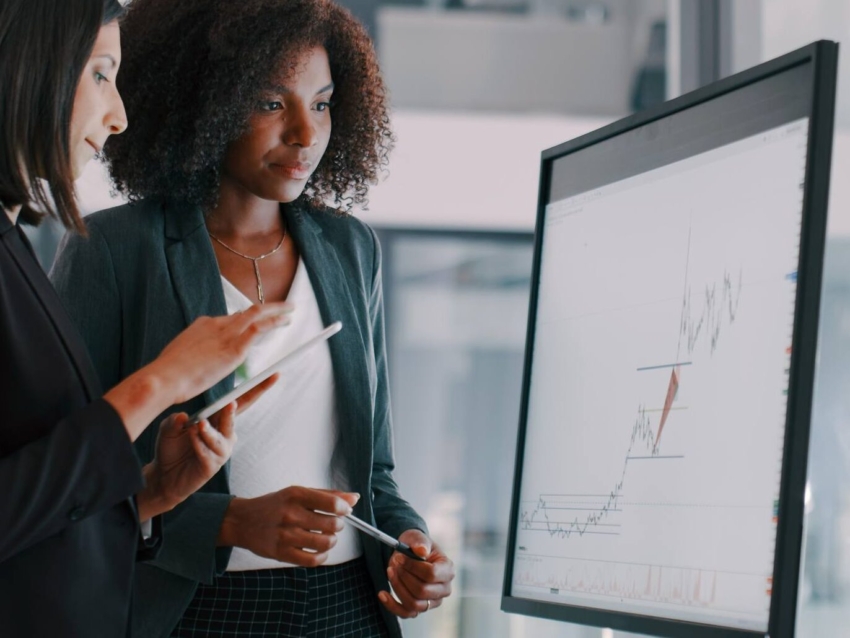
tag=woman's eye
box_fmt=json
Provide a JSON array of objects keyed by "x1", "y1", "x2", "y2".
[
  {"x1": 315, "y1": 101, "x2": 332, "y2": 112},
  {"x1": 94, "y1": 71, "x2": 109, "y2": 85},
  {"x1": 259, "y1": 101, "x2": 283, "y2": 112}
]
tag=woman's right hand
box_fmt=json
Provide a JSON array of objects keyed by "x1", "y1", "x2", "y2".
[
  {"x1": 104, "y1": 302, "x2": 293, "y2": 440},
  {"x1": 218, "y1": 487, "x2": 359, "y2": 566},
  {"x1": 150, "y1": 303, "x2": 294, "y2": 405}
]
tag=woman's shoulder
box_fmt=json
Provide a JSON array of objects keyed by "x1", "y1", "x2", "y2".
[
  {"x1": 304, "y1": 205, "x2": 376, "y2": 245},
  {"x1": 82, "y1": 198, "x2": 166, "y2": 240},
  {"x1": 301, "y1": 205, "x2": 379, "y2": 264}
]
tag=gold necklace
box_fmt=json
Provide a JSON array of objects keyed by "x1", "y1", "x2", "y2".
[{"x1": 208, "y1": 225, "x2": 286, "y2": 304}]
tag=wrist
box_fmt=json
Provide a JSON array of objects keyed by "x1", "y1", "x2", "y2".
[
  {"x1": 104, "y1": 367, "x2": 169, "y2": 441},
  {"x1": 138, "y1": 463, "x2": 178, "y2": 521},
  {"x1": 217, "y1": 497, "x2": 246, "y2": 547},
  {"x1": 139, "y1": 360, "x2": 182, "y2": 406}
]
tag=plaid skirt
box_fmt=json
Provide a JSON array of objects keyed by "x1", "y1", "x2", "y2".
[{"x1": 171, "y1": 557, "x2": 390, "y2": 637}]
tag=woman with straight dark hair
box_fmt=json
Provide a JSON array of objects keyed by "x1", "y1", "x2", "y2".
[{"x1": 0, "y1": 1, "x2": 292, "y2": 634}]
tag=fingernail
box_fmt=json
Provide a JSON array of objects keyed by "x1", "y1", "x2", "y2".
[
  {"x1": 379, "y1": 592, "x2": 387, "y2": 603},
  {"x1": 353, "y1": 493, "x2": 361, "y2": 503},
  {"x1": 387, "y1": 567, "x2": 395, "y2": 579}
]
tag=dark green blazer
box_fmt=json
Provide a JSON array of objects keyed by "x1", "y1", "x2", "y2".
[{"x1": 50, "y1": 198, "x2": 426, "y2": 638}]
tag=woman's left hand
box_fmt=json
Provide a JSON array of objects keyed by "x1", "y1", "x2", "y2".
[
  {"x1": 378, "y1": 529, "x2": 455, "y2": 618},
  {"x1": 138, "y1": 374, "x2": 279, "y2": 522},
  {"x1": 138, "y1": 403, "x2": 238, "y2": 522}
]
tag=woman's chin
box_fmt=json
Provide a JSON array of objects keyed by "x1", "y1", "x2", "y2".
[
  {"x1": 271, "y1": 185, "x2": 308, "y2": 205},
  {"x1": 71, "y1": 155, "x2": 93, "y2": 181}
]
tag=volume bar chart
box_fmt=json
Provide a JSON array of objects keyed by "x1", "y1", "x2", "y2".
[{"x1": 514, "y1": 554, "x2": 768, "y2": 615}]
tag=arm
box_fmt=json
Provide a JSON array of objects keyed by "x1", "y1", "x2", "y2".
[
  {"x1": 365, "y1": 228, "x2": 456, "y2": 617},
  {"x1": 366, "y1": 228, "x2": 429, "y2": 539},
  {"x1": 0, "y1": 399, "x2": 144, "y2": 565}
]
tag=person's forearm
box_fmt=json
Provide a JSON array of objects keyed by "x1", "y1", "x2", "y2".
[{"x1": 102, "y1": 362, "x2": 181, "y2": 442}]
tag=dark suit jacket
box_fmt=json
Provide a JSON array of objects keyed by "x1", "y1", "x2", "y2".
[
  {"x1": 51, "y1": 199, "x2": 427, "y2": 638},
  {"x1": 0, "y1": 212, "x2": 160, "y2": 636}
]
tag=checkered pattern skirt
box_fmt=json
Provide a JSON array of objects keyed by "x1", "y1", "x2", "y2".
[{"x1": 171, "y1": 557, "x2": 390, "y2": 637}]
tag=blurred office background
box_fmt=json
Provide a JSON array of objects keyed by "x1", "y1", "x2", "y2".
[{"x1": 27, "y1": 1, "x2": 850, "y2": 636}]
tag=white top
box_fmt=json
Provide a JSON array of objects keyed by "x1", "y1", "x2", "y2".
[{"x1": 222, "y1": 258, "x2": 361, "y2": 571}]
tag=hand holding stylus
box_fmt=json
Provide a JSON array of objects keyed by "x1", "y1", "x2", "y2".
[
  {"x1": 218, "y1": 487, "x2": 359, "y2": 566},
  {"x1": 379, "y1": 530, "x2": 455, "y2": 618}
]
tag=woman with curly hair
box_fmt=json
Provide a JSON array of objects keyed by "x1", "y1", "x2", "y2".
[{"x1": 51, "y1": 0, "x2": 455, "y2": 635}]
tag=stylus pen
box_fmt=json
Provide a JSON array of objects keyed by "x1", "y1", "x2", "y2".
[{"x1": 344, "y1": 514, "x2": 427, "y2": 562}]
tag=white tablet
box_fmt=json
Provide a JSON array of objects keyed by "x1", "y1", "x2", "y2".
[{"x1": 187, "y1": 321, "x2": 342, "y2": 425}]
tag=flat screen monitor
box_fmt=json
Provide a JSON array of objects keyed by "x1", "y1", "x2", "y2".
[{"x1": 502, "y1": 41, "x2": 838, "y2": 638}]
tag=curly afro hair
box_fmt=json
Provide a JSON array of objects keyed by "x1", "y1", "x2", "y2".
[{"x1": 105, "y1": 0, "x2": 392, "y2": 212}]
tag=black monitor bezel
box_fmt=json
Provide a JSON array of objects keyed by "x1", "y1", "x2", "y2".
[{"x1": 501, "y1": 40, "x2": 838, "y2": 638}]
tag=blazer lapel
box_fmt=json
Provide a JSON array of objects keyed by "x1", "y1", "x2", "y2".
[
  {"x1": 2, "y1": 219, "x2": 102, "y2": 400},
  {"x1": 162, "y1": 201, "x2": 233, "y2": 407},
  {"x1": 285, "y1": 207, "x2": 374, "y2": 491}
]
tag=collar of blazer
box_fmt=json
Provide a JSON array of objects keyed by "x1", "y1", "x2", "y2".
[
  {"x1": 1, "y1": 213, "x2": 103, "y2": 401},
  {"x1": 0, "y1": 206, "x2": 14, "y2": 235},
  {"x1": 160, "y1": 199, "x2": 374, "y2": 488}
]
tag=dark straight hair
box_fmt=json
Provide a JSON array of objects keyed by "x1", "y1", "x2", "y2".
[{"x1": 0, "y1": 0, "x2": 125, "y2": 231}]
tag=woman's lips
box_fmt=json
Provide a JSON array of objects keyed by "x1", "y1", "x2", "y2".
[
  {"x1": 86, "y1": 140, "x2": 101, "y2": 154},
  {"x1": 270, "y1": 162, "x2": 312, "y2": 180}
]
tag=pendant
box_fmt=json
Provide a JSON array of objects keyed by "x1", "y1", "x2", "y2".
[{"x1": 252, "y1": 259, "x2": 264, "y2": 304}]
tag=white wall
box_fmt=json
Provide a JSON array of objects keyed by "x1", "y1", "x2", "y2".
[
  {"x1": 359, "y1": 110, "x2": 609, "y2": 230},
  {"x1": 378, "y1": 8, "x2": 634, "y2": 115}
]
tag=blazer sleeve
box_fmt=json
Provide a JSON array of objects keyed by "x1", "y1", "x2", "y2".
[
  {"x1": 0, "y1": 398, "x2": 145, "y2": 565},
  {"x1": 51, "y1": 222, "x2": 231, "y2": 583},
  {"x1": 366, "y1": 228, "x2": 429, "y2": 539}
]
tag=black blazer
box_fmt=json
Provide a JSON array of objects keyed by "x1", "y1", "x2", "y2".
[{"x1": 0, "y1": 212, "x2": 158, "y2": 636}]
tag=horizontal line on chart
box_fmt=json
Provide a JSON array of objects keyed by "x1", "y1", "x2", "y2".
[
  {"x1": 526, "y1": 501, "x2": 769, "y2": 510},
  {"x1": 515, "y1": 554, "x2": 767, "y2": 576},
  {"x1": 521, "y1": 530, "x2": 621, "y2": 536},
  {"x1": 539, "y1": 494, "x2": 624, "y2": 498},
  {"x1": 627, "y1": 455, "x2": 685, "y2": 460},
  {"x1": 636, "y1": 361, "x2": 693, "y2": 372},
  {"x1": 533, "y1": 507, "x2": 625, "y2": 512},
  {"x1": 644, "y1": 406, "x2": 689, "y2": 413},
  {"x1": 562, "y1": 502, "x2": 767, "y2": 509},
  {"x1": 520, "y1": 494, "x2": 773, "y2": 510},
  {"x1": 529, "y1": 501, "x2": 621, "y2": 506},
  {"x1": 524, "y1": 523, "x2": 622, "y2": 528}
]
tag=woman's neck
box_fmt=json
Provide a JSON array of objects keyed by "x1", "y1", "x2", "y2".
[{"x1": 205, "y1": 184, "x2": 283, "y2": 240}]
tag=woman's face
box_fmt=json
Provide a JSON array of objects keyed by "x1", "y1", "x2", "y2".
[
  {"x1": 220, "y1": 45, "x2": 334, "y2": 204},
  {"x1": 69, "y1": 21, "x2": 127, "y2": 179}
]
